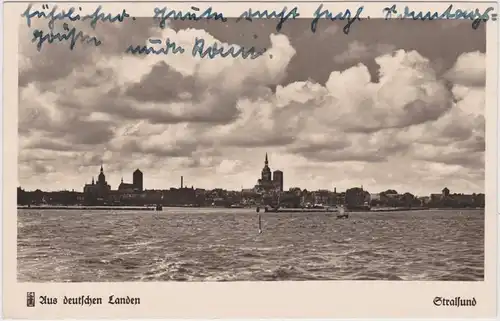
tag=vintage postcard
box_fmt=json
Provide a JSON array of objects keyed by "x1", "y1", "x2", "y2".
[{"x1": 3, "y1": 0, "x2": 498, "y2": 318}]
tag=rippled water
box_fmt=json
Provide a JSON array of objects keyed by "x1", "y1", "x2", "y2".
[{"x1": 17, "y1": 208, "x2": 484, "y2": 282}]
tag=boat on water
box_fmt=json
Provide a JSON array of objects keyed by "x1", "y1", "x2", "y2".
[{"x1": 337, "y1": 205, "x2": 349, "y2": 219}]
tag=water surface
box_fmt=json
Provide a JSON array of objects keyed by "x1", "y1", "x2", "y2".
[{"x1": 17, "y1": 208, "x2": 484, "y2": 282}]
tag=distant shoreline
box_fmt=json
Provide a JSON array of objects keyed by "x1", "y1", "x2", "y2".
[{"x1": 17, "y1": 205, "x2": 484, "y2": 212}]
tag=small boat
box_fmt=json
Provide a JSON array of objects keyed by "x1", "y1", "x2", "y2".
[{"x1": 337, "y1": 205, "x2": 349, "y2": 219}]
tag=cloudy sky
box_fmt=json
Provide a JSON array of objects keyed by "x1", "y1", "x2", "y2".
[{"x1": 18, "y1": 17, "x2": 486, "y2": 195}]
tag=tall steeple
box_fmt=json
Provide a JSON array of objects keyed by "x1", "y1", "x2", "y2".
[
  {"x1": 98, "y1": 163, "x2": 106, "y2": 184},
  {"x1": 261, "y1": 152, "x2": 271, "y2": 181}
]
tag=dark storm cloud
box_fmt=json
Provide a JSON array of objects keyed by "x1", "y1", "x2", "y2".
[
  {"x1": 223, "y1": 135, "x2": 296, "y2": 148},
  {"x1": 117, "y1": 140, "x2": 200, "y2": 158},
  {"x1": 125, "y1": 61, "x2": 199, "y2": 103},
  {"x1": 289, "y1": 140, "x2": 351, "y2": 155},
  {"x1": 19, "y1": 96, "x2": 116, "y2": 145},
  {"x1": 66, "y1": 121, "x2": 115, "y2": 145},
  {"x1": 55, "y1": 118, "x2": 115, "y2": 145},
  {"x1": 31, "y1": 162, "x2": 53, "y2": 174},
  {"x1": 105, "y1": 95, "x2": 240, "y2": 125},
  {"x1": 340, "y1": 99, "x2": 453, "y2": 135}
]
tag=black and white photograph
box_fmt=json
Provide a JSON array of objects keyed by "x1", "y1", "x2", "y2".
[{"x1": 17, "y1": 11, "x2": 487, "y2": 283}]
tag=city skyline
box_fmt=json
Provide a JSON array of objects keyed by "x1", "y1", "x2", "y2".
[
  {"x1": 18, "y1": 18, "x2": 486, "y2": 195},
  {"x1": 18, "y1": 153, "x2": 484, "y2": 198}
]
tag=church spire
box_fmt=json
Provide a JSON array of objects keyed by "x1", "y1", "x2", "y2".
[
  {"x1": 100, "y1": 162, "x2": 104, "y2": 173},
  {"x1": 261, "y1": 152, "x2": 271, "y2": 182}
]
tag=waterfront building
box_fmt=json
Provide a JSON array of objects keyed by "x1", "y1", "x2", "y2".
[
  {"x1": 118, "y1": 169, "x2": 144, "y2": 193},
  {"x1": 83, "y1": 164, "x2": 111, "y2": 204},
  {"x1": 261, "y1": 153, "x2": 272, "y2": 181},
  {"x1": 118, "y1": 178, "x2": 135, "y2": 193},
  {"x1": 312, "y1": 189, "x2": 335, "y2": 206},
  {"x1": 345, "y1": 187, "x2": 370, "y2": 208},
  {"x1": 133, "y1": 169, "x2": 143, "y2": 191},
  {"x1": 273, "y1": 170, "x2": 283, "y2": 192},
  {"x1": 254, "y1": 153, "x2": 284, "y2": 194},
  {"x1": 119, "y1": 169, "x2": 144, "y2": 193}
]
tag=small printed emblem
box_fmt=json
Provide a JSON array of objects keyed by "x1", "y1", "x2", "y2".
[{"x1": 26, "y1": 292, "x2": 35, "y2": 307}]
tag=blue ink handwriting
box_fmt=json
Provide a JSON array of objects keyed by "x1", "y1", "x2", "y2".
[
  {"x1": 82, "y1": 5, "x2": 130, "y2": 29},
  {"x1": 22, "y1": 4, "x2": 82, "y2": 29},
  {"x1": 237, "y1": 6, "x2": 300, "y2": 32},
  {"x1": 21, "y1": 4, "x2": 131, "y2": 30},
  {"x1": 311, "y1": 5, "x2": 364, "y2": 34},
  {"x1": 31, "y1": 22, "x2": 101, "y2": 51},
  {"x1": 125, "y1": 38, "x2": 185, "y2": 55},
  {"x1": 192, "y1": 38, "x2": 266, "y2": 59},
  {"x1": 153, "y1": 6, "x2": 227, "y2": 29},
  {"x1": 382, "y1": 4, "x2": 495, "y2": 29},
  {"x1": 125, "y1": 37, "x2": 266, "y2": 59},
  {"x1": 26, "y1": 3, "x2": 495, "y2": 54}
]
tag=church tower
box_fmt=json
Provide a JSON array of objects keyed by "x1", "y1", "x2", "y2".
[
  {"x1": 98, "y1": 163, "x2": 106, "y2": 185},
  {"x1": 261, "y1": 153, "x2": 272, "y2": 181}
]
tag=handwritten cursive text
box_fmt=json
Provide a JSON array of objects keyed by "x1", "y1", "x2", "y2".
[
  {"x1": 82, "y1": 5, "x2": 130, "y2": 29},
  {"x1": 125, "y1": 38, "x2": 185, "y2": 55},
  {"x1": 311, "y1": 5, "x2": 364, "y2": 34},
  {"x1": 382, "y1": 4, "x2": 495, "y2": 29},
  {"x1": 237, "y1": 6, "x2": 300, "y2": 31},
  {"x1": 31, "y1": 22, "x2": 102, "y2": 51},
  {"x1": 153, "y1": 6, "x2": 226, "y2": 29},
  {"x1": 192, "y1": 38, "x2": 266, "y2": 59},
  {"x1": 21, "y1": 4, "x2": 82, "y2": 29},
  {"x1": 21, "y1": 4, "x2": 130, "y2": 30}
]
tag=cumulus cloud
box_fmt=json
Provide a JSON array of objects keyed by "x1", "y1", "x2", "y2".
[
  {"x1": 17, "y1": 18, "x2": 486, "y2": 195},
  {"x1": 445, "y1": 51, "x2": 486, "y2": 87}
]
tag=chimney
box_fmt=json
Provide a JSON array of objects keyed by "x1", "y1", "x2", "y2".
[{"x1": 181, "y1": 176, "x2": 184, "y2": 189}]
